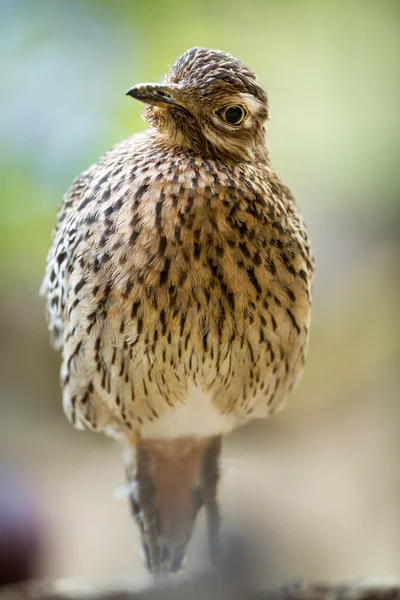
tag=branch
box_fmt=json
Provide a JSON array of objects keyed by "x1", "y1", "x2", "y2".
[{"x1": 1, "y1": 577, "x2": 399, "y2": 600}]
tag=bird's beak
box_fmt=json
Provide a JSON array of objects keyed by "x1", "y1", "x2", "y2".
[{"x1": 126, "y1": 83, "x2": 185, "y2": 109}]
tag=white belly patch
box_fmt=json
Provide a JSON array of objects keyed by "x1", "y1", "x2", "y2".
[{"x1": 140, "y1": 382, "x2": 237, "y2": 439}]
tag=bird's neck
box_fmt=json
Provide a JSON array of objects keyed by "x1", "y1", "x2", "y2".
[{"x1": 148, "y1": 126, "x2": 270, "y2": 166}]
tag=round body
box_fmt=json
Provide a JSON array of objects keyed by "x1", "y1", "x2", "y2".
[{"x1": 42, "y1": 128, "x2": 313, "y2": 441}]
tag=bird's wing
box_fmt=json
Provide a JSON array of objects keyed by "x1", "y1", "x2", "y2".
[
  {"x1": 40, "y1": 163, "x2": 99, "y2": 350},
  {"x1": 40, "y1": 136, "x2": 146, "y2": 432},
  {"x1": 40, "y1": 136, "x2": 127, "y2": 350}
]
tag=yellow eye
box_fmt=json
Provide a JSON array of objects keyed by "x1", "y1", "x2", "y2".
[{"x1": 217, "y1": 105, "x2": 246, "y2": 125}]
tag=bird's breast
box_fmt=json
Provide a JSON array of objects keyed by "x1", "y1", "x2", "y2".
[{"x1": 139, "y1": 382, "x2": 238, "y2": 439}]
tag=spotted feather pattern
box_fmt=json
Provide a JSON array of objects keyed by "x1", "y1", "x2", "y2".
[{"x1": 41, "y1": 48, "x2": 314, "y2": 440}]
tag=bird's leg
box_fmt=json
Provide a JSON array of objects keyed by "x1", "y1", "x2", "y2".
[
  {"x1": 134, "y1": 443, "x2": 162, "y2": 573},
  {"x1": 123, "y1": 442, "x2": 161, "y2": 573},
  {"x1": 123, "y1": 445, "x2": 139, "y2": 520},
  {"x1": 124, "y1": 436, "x2": 222, "y2": 574},
  {"x1": 123, "y1": 440, "x2": 146, "y2": 527},
  {"x1": 201, "y1": 435, "x2": 222, "y2": 569}
]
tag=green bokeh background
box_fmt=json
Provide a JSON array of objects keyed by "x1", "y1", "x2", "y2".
[{"x1": 1, "y1": 0, "x2": 399, "y2": 584}]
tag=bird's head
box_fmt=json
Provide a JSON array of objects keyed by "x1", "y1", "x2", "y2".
[
  {"x1": 129, "y1": 436, "x2": 221, "y2": 574},
  {"x1": 126, "y1": 47, "x2": 269, "y2": 162}
]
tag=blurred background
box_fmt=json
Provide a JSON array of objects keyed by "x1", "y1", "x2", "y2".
[{"x1": 0, "y1": 0, "x2": 399, "y2": 587}]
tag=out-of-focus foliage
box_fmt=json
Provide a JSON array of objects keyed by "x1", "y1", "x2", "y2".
[
  {"x1": 1, "y1": 0, "x2": 399, "y2": 280},
  {"x1": 0, "y1": 0, "x2": 399, "y2": 584}
]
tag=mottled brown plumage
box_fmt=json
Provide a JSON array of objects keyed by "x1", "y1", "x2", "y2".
[{"x1": 41, "y1": 47, "x2": 314, "y2": 573}]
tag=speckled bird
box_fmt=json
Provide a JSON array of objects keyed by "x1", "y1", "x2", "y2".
[{"x1": 41, "y1": 47, "x2": 314, "y2": 573}]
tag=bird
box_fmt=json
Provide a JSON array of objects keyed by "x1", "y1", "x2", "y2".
[{"x1": 41, "y1": 47, "x2": 314, "y2": 574}]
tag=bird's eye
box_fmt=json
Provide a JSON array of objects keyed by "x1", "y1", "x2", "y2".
[{"x1": 217, "y1": 105, "x2": 246, "y2": 125}]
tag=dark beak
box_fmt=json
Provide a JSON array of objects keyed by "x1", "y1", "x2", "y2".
[{"x1": 126, "y1": 83, "x2": 185, "y2": 109}]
